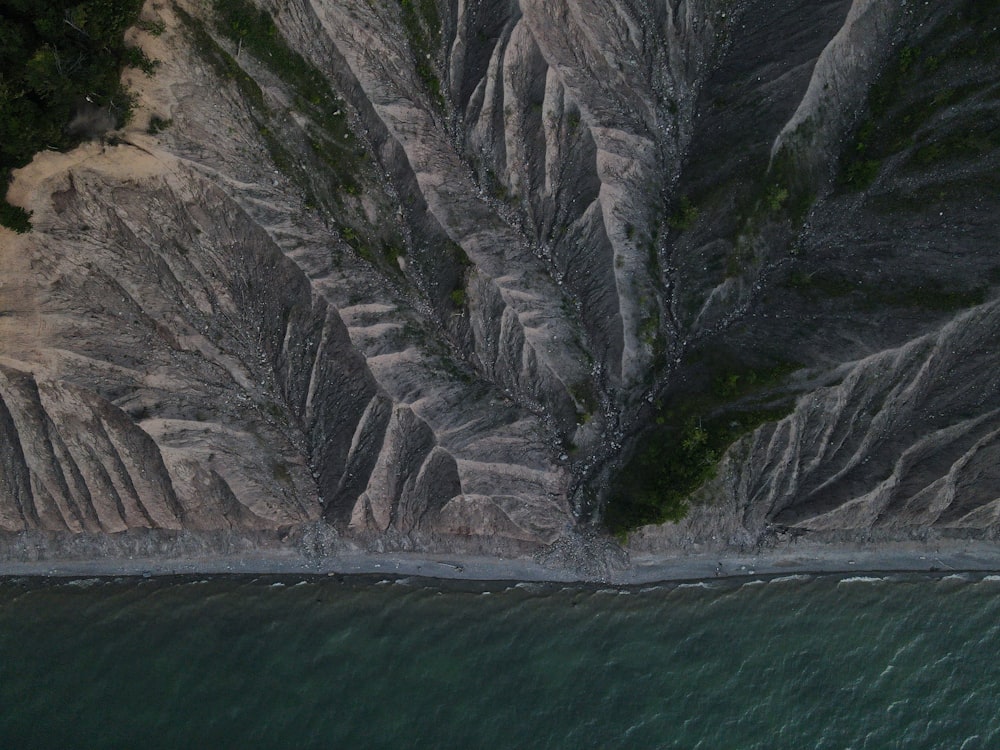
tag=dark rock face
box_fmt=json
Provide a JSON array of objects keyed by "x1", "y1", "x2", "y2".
[{"x1": 0, "y1": 0, "x2": 997, "y2": 558}]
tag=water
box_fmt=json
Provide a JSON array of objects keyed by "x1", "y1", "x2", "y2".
[{"x1": 1, "y1": 573, "x2": 999, "y2": 749}]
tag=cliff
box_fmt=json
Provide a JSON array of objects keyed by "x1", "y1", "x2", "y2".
[{"x1": 0, "y1": 0, "x2": 997, "y2": 564}]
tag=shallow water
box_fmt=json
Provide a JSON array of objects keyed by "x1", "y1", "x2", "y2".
[{"x1": 1, "y1": 573, "x2": 998, "y2": 748}]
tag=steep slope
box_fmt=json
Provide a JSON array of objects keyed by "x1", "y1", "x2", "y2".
[
  {"x1": 0, "y1": 0, "x2": 574, "y2": 553},
  {"x1": 625, "y1": 0, "x2": 1000, "y2": 549},
  {"x1": 0, "y1": 0, "x2": 997, "y2": 562}
]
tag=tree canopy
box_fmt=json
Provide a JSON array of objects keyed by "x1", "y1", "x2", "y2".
[{"x1": 0, "y1": 0, "x2": 148, "y2": 231}]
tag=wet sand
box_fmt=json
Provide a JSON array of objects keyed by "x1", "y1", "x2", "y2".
[{"x1": 2, "y1": 539, "x2": 999, "y2": 585}]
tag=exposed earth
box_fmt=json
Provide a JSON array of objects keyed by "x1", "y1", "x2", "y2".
[{"x1": 1, "y1": 0, "x2": 998, "y2": 574}]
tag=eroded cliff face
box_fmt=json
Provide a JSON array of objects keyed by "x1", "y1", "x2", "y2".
[{"x1": 0, "y1": 0, "x2": 997, "y2": 560}]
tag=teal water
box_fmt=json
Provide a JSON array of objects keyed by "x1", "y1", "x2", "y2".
[{"x1": 1, "y1": 573, "x2": 998, "y2": 749}]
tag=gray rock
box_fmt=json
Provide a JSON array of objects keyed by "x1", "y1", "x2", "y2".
[{"x1": 0, "y1": 0, "x2": 997, "y2": 563}]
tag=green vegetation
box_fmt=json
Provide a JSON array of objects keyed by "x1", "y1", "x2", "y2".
[
  {"x1": 147, "y1": 115, "x2": 171, "y2": 134},
  {"x1": 764, "y1": 142, "x2": 816, "y2": 224},
  {"x1": 604, "y1": 419, "x2": 713, "y2": 533},
  {"x1": 866, "y1": 281, "x2": 987, "y2": 312},
  {"x1": 397, "y1": 0, "x2": 444, "y2": 108},
  {"x1": 840, "y1": 0, "x2": 1000, "y2": 190},
  {"x1": 839, "y1": 64, "x2": 972, "y2": 190},
  {"x1": 0, "y1": 0, "x2": 151, "y2": 231},
  {"x1": 667, "y1": 195, "x2": 699, "y2": 230},
  {"x1": 710, "y1": 361, "x2": 800, "y2": 401},
  {"x1": 869, "y1": 172, "x2": 1000, "y2": 215},
  {"x1": 785, "y1": 270, "x2": 986, "y2": 313},
  {"x1": 175, "y1": 0, "x2": 379, "y2": 249},
  {"x1": 638, "y1": 315, "x2": 659, "y2": 346},
  {"x1": 447, "y1": 242, "x2": 471, "y2": 306},
  {"x1": 709, "y1": 127, "x2": 817, "y2": 278},
  {"x1": 481, "y1": 166, "x2": 520, "y2": 204},
  {"x1": 214, "y1": 0, "x2": 342, "y2": 118},
  {"x1": 209, "y1": 0, "x2": 361, "y2": 195},
  {"x1": 637, "y1": 307, "x2": 666, "y2": 364},
  {"x1": 338, "y1": 223, "x2": 387, "y2": 267},
  {"x1": 271, "y1": 461, "x2": 292, "y2": 487},
  {"x1": 605, "y1": 359, "x2": 798, "y2": 536},
  {"x1": 124, "y1": 44, "x2": 158, "y2": 75},
  {"x1": 0, "y1": 201, "x2": 32, "y2": 233},
  {"x1": 569, "y1": 380, "x2": 599, "y2": 423},
  {"x1": 764, "y1": 183, "x2": 789, "y2": 212},
  {"x1": 910, "y1": 112, "x2": 1000, "y2": 168},
  {"x1": 783, "y1": 270, "x2": 854, "y2": 298},
  {"x1": 176, "y1": 5, "x2": 296, "y2": 183},
  {"x1": 449, "y1": 240, "x2": 472, "y2": 267},
  {"x1": 136, "y1": 17, "x2": 165, "y2": 36},
  {"x1": 382, "y1": 241, "x2": 405, "y2": 266},
  {"x1": 177, "y1": 6, "x2": 264, "y2": 106}
]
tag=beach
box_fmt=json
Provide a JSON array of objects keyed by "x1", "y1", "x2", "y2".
[
  {"x1": 3, "y1": 537, "x2": 999, "y2": 585},
  {"x1": 4, "y1": 538, "x2": 1000, "y2": 748}
]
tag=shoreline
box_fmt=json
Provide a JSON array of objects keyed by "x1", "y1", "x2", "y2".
[{"x1": 2, "y1": 539, "x2": 999, "y2": 587}]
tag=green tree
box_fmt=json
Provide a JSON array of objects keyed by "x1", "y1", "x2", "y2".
[{"x1": 0, "y1": 0, "x2": 147, "y2": 232}]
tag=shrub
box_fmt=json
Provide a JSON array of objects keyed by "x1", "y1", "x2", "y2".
[
  {"x1": 147, "y1": 116, "x2": 172, "y2": 134},
  {"x1": 605, "y1": 359, "x2": 799, "y2": 535},
  {"x1": 208, "y1": 0, "x2": 362, "y2": 194},
  {"x1": 0, "y1": 0, "x2": 148, "y2": 232},
  {"x1": 0, "y1": 200, "x2": 32, "y2": 233},
  {"x1": 397, "y1": 0, "x2": 445, "y2": 108},
  {"x1": 668, "y1": 195, "x2": 699, "y2": 230}
]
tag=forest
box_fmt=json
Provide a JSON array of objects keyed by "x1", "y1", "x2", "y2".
[{"x1": 0, "y1": 0, "x2": 149, "y2": 231}]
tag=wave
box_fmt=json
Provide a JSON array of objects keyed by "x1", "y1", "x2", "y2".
[
  {"x1": 837, "y1": 576, "x2": 887, "y2": 585},
  {"x1": 676, "y1": 582, "x2": 716, "y2": 590},
  {"x1": 939, "y1": 573, "x2": 971, "y2": 584},
  {"x1": 514, "y1": 582, "x2": 547, "y2": 594},
  {"x1": 769, "y1": 575, "x2": 812, "y2": 585},
  {"x1": 63, "y1": 578, "x2": 102, "y2": 588}
]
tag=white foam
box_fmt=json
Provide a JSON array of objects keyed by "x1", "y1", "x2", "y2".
[
  {"x1": 270, "y1": 582, "x2": 286, "y2": 588},
  {"x1": 514, "y1": 582, "x2": 546, "y2": 594},
  {"x1": 838, "y1": 576, "x2": 885, "y2": 585},
  {"x1": 769, "y1": 574, "x2": 811, "y2": 584},
  {"x1": 940, "y1": 573, "x2": 969, "y2": 583},
  {"x1": 65, "y1": 578, "x2": 101, "y2": 588}
]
